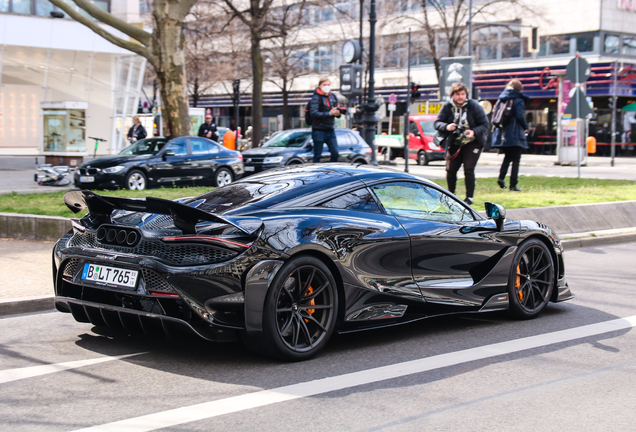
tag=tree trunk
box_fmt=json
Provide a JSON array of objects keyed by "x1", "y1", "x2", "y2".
[
  {"x1": 152, "y1": 15, "x2": 191, "y2": 138},
  {"x1": 282, "y1": 77, "x2": 291, "y2": 130},
  {"x1": 192, "y1": 77, "x2": 199, "y2": 107},
  {"x1": 251, "y1": 36, "x2": 264, "y2": 146}
]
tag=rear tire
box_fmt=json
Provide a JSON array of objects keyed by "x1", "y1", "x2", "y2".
[
  {"x1": 213, "y1": 167, "x2": 233, "y2": 187},
  {"x1": 508, "y1": 239, "x2": 555, "y2": 319},
  {"x1": 243, "y1": 256, "x2": 338, "y2": 361}
]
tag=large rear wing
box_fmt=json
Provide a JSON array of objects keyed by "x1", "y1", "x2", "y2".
[{"x1": 63, "y1": 190, "x2": 261, "y2": 235}]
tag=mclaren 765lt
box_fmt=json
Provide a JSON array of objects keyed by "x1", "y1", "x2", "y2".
[{"x1": 53, "y1": 164, "x2": 572, "y2": 360}]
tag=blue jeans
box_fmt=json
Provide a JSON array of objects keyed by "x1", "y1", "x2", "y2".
[{"x1": 312, "y1": 130, "x2": 339, "y2": 163}]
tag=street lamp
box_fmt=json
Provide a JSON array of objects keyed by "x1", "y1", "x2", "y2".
[{"x1": 361, "y1": 0, "x2": 378, "y2": 165}]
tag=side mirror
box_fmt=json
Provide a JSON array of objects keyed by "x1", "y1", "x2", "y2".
[
  {"x1": 485, "y1": 202, "x2": 506, "y2": 232},
  {"x1": 162, "y1": 149, "x2": 175, "y2": 160},
  {"x1": 306, "y1": 143, "x2": 313, "y2": 151}
]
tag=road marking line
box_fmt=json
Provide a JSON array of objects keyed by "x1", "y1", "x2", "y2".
[
  {"x1": 0, "y1": 354, "x2": 141, "y2": 385},
  {"x1": 73, "y1": 315, "x2": 636, "y2": 432}
]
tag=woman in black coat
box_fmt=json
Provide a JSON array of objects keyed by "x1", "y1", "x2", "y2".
[{"x1": 491, "y1": 79, "x2": 529, "y2": 191}]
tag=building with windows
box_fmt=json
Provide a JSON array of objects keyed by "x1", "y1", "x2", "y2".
[
  {"x1": 0, "y1": 0, "x2": 145, "y2": 162},
  {"x1": 196, "y1": 0, "x2": 636, "y2": 152}
]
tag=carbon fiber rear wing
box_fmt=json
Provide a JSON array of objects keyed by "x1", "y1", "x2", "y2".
[{"x1": 63, "y1": 190, "x2": 261, "y2": 235}]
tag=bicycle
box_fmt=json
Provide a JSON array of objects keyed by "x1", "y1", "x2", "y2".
[{"x1": 34, "y1": 164, "x2": 74, "y2": 187}]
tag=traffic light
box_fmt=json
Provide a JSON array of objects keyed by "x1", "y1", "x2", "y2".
[
  {"x1": 232, "y1": 79, "x2": 240, "y2": 105},
  {"x1": 410, "y1": 82, "x2": 421, "y2": 102},
  {"x1": 528, "y1": 27, "x2": 539, "y2": 53}
]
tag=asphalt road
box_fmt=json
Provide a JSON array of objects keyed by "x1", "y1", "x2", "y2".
[{"x1": 1, "y1": 242, "x2": 636, "y2": 431}]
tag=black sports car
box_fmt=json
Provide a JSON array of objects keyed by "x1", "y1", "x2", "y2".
[
  {"x1": 74, "y1": 137, "x2": 244, "y2": 190},
  {"x1": 53, "y1": 164, "x2": 572, "y2": 360}
]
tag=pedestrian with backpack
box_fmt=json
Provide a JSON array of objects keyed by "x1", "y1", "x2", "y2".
[
  {"x1": 491, "y1": 79, "x2": 529, "y2": 192},
  {"x1": 434, "y1": 82, "x2": 489, "y2": 206},
  {"x1": 308, "y1": 77, "x2": 342, "y2": 163}
]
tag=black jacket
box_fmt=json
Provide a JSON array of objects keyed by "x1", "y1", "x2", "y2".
[
  {"x1": 491, "y1": 88, "x2": 529, "y2": 149},
  {"x1": 434, "y1": 99, "x2": 489, "y2": 148},
  {"x1": 309, "y1": 89, "x2": 339, "y2": 131},
  {"x1": 127, "y1": 124, "x2": 147, "y2": 141},
  {"x1": 198, "y1": 122, "x2": 219, "y2": 141}
]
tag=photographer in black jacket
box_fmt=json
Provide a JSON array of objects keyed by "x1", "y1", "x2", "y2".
[
  {"x1": 434, "y1": 82, "x2": 489, "y2": 205},
  {"x1": 309, "y1": 77, "x2": 342, "y2": 163},
  {"x1": 198, "y1": 114, "x2": 219, "y2": 141}
]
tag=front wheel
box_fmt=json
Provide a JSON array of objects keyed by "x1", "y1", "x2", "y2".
[
  {"x1": 249, "y1": 256, "x2": 339, "y2": 361},
  {"x1": 126, "y1": 170, "x2": 147, "y2": 190},
  {"x1": 508, "y1": 239, "x2": 555, "y2": 319},
  {"x1": 417, "y1": 151, "x2": 429, "y2": 166},
  {"x1": 213, "y1": 167, "x2": 233, "y2": 187}
]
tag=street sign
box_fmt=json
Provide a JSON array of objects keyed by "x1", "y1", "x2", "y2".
[
  {"x1": 563, "y1": 87, "x2": 594, "y2": 119},
  {"x1": 388, "y1": 93, "x2": 397, "y2": 104},
  {"x1": 387, "y1": 104, "x2": 396, "y2": 111},
  {"x1": 439, "y1": 56, "x2": 472, "y2": 101},
  {"x1": 566, "y1": 57, "x2": 591, "y2": 84},
  {"x1": 339, "y1": 64, "x2": 363, "y2": 97}
]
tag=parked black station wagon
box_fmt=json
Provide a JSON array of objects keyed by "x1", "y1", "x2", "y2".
[
  {"x1": 242, "y1": 128, "x2": 371, "y2": 174},
  {"x1": 74, "y1": 137, "x2": 244, "y2": 190}
]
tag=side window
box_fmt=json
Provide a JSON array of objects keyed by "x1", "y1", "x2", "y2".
[
  {"x1": 208, "y1": 142, "x2": 221, "y2": 154},
  {"x1": 190, "y1": 139, "x2": 210, "y2": 155},
  {"x1": 371, "y1": 182, "x2": 474, "y2": 222},
  {"x1": 336, "y1": 130, "x2": 353, "y2": 147},
  {"x1": 319, "y1": 188, "x2": 382, "y2": 213},
  {"x1": 166, "y1": 140, "x2": 188, "y2": 156},
  {"x1": 410, "y1": 122, "x2": 420, "y2": 136}
]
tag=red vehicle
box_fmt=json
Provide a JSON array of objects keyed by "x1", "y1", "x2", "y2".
[{"x1": 383, "y1": 114, "x2": 445, "y2": 165}]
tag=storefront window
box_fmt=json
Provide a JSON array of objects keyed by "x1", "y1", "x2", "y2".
[
  {"x1": 622, "y1": 36, "x2": 636, "y2": 56},
  {"x1": 576, "y1": 33, "x2": 595, "y2": 53},
  {"x1": 36, "y1": 0, "x2": 55, "y2": 16},
  {"x1": 549, "y1": 36, "x2": 570, "y2": 55},
  {"x1": 0, "y1": 0, "x2": 9, "y2": 12},
  {"x1": 43, "y1": 108, "x2": 86, "y2": 153},
  {"x1": 604, "y1": 34, "x2": 620, "y2": 54}
]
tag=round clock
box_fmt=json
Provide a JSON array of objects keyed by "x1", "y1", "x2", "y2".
[{"x1": 342, "y1": 40, "x2": 361, "y2": 64}]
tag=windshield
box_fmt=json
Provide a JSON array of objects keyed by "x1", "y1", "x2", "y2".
[
  {"x1": 419, "y1": 121, "x2": 436, "y2": 135},
  {"x1": 119, "y1": 139, "x2": 166, "y2": 155},
  {"x1": 263, "y1": 130, "x2": 311, "y2": 148}
]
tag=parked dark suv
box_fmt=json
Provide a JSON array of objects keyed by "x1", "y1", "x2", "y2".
[
  {"x1": 74, "y1": 137, "x2": 244, "y2": 190},
  {"x1": 242, "y1": 128, "x2": 371, "y2": 174}
]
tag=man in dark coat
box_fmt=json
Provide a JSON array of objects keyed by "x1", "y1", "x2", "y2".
[
  {"x1": 492, "y1": 79, "x2": 529, "y2": 191},
  {"x1": 434, "y1": 82, "x2": 489, "y2": 205},
  {"x1": 198, "y1": 114, "x2": 219, "y2": 141},
  {"x1": 309, "y1": 77, "x2": 342, "y2": 163}
]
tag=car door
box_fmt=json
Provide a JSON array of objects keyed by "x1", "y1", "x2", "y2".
[
  {"x1": 187, "y1": 138, "x2": 221, "y2": 184},
  {"x1": 335, "y1": 130, "x2": 354, "y2": 162},
  {"x1": 150, "y1": 138, "x2": 191, "y2": 185},
  {"x1": 369, "y1": 181, "x2": 518, "y2": 309}
]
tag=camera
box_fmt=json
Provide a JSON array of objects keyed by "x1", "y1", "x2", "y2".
[
  {"x1": 452, "y1": 125, "x2": 465, "y2": 137},
  {"x1": 337, "y1": 107, "x2": 347, "y2": 114}
]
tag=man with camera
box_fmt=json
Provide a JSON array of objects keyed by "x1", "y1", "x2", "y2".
[
  {"x1": 198, "y1": 114, "x2": 219, "y2": 141},
  {"x1": 434, "y1": 82, "x2": 489, "y2": 205},
  {"x1": 309, "y1": 77, "x2": 344, "y2": 163}
]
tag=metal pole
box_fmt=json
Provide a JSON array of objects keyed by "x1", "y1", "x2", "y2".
[
  {"x1": 611, "y1": 60, "x2": 617, "y2": 167},
  {"x1": 575, "y1": 55, "x2": 581, "y2": 178},
  {"x1": 404, "y1": 30, "x2": 411, "y2": 173},
  {"x1": 468, "y1": 0, "x2": 473, "y2": 57},
  {"x1": 359, "y1": 0, "x2": 364, "y2": 66},
  {"x1": 362, "y1": 0, "x2": 378, "y2": 165},
  {"x1": 358, "y1": 0, "x2": 365, "y2": 140}
]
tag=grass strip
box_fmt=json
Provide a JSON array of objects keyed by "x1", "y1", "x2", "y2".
[{"x1": 0, "y1": 176, "x2": 634, "y2": 217}]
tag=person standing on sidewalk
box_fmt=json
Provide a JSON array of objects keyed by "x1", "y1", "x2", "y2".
[
  {"x1": 434, "y1": 82, "x2": 489, "y2": 205},
  {"x1": 309, "y1": 77, "x2": 342, "y2": 163},
  {"x1": 492, "y1": 79, "x2": 529, "y2": 192},
  {"x1": 198, "y1": 114, "x2": 219, "y2": 141}
]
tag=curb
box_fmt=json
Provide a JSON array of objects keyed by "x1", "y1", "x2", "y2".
[
  {"x1": 3, "y1": 233, "x2": 635, "y2": 318},
  {"x1": 0, "y1": 296, "x2": 54, "y2": 317}
]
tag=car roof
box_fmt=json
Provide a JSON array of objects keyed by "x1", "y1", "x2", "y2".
[{"x1": 192, "y1": 164, "x2": 444, "y2": 215}]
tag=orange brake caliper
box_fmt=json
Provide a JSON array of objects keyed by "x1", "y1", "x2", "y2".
[
  {"x1": 304, "y1": 286, "x2": 316, "y2": 322},
  {"x1": 516, "y1": 265, "x2": 523, "y2": 301}
]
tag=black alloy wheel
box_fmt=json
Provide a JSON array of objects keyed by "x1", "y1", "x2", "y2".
[
  {"x1": 508, "y1": 239, "x2": 555, "y2": 319},
  {"x1": 259, "y1": 256, "x2": 338, "y2": 361}
]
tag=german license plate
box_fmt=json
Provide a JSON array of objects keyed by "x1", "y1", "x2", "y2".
[
  {"x1": 80, "y1": 176, "x2": 95, "y2": 182},
  {"x1": 244, "y1": 166, "x2": 255, "y2": 172},
  {"x1": 81, "y1": 263, "x2": 138, "y2": 289}
]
